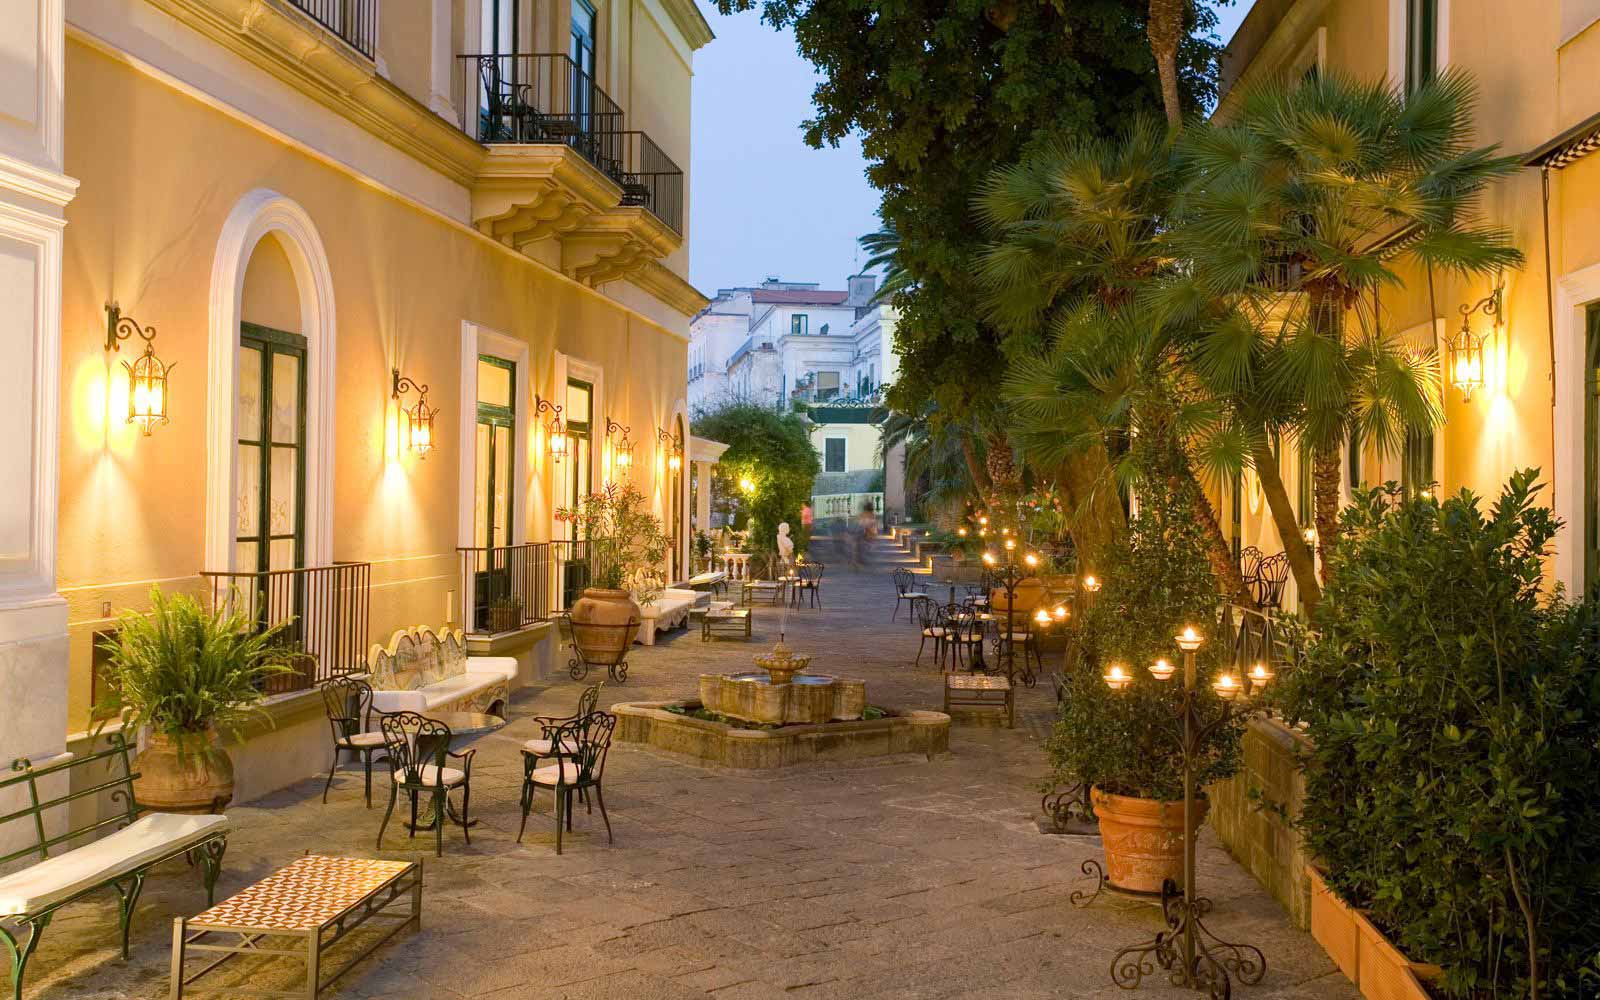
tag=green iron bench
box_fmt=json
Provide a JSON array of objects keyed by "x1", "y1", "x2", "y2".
[{"x1": 0, "y1": 733, "x2": 229, "y2": 1000}]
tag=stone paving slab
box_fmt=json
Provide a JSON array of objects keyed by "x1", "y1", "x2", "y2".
[{"x1": 20, "y1": 553, "x2": 1355, "y2": 999}]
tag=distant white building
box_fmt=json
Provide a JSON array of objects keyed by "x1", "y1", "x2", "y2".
[{"x1": 689, "y1": 275, "x2": 907, "y2": 527}]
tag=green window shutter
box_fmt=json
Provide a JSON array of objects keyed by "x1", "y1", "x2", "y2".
[{"x1": 1585, "y1": 306, "x2": 1600, "y2": 591}]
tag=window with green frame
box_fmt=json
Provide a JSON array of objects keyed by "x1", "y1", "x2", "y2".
[
  {"x1": 1347, "y1": 430, "x2": 1362, "y2": 493},
  {"x1": 473, "y1": 356, "x2": 516, "y2": 631},
  {"x1": 1297, "y1": 436, "x2": 1313, "y2": 528},
  {"x1": 235, "y1": 323, "x2": 307, "y2": 577},
  {"x1": 1584, "y1": 305, "x2": 1600, "y2": 590},
  {"x1": 1406, "y1": 0, "x2": 1438, "y2": 94},
  {"x1": 1402, "y1": 426, "x2": 1435, "y2": 497}
]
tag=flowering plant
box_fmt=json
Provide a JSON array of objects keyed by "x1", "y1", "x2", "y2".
[{"x1": 555, "y1": 482, "x2": 671, "y2": 603}]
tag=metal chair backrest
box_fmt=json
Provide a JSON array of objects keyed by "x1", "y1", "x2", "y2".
[
  {"x1": 320, "y1": 675, "x2": 374, "y2": 742},
  {"x1": 1255, "y1": 553, "x2": 1289, "y2": 608},
  {"x1": 799, "y1": 561, "x2": 824, "y2": 585},
  {"x1": 576, "y1": 681, "x2": 604, "y2": 719},
  {"x1": 941, "y1": 602, "x2": 976, "y2": 639},
  {"x1": 553, "y1": 711, "x2": 617, "y2": 786},
  {"x1": 914, "y1": 597, "x2": 942, "y2": 630},
  {"x1": 380, "y1": 711, "x2": 452, "y2": 786},
  {"x1": 893, "y1": 567, "x2": 915, "y2": 596},
  {"x1": 1239, "y1": 546, "x2": 1263, "y2": 583}
]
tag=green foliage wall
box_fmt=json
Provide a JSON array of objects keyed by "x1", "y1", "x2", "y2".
[{"x1": 693, "y1": 402, "x2": 822, "y2": 553}]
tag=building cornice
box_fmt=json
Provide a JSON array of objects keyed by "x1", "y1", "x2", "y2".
[
  {"x1": 658, "y1": 0, "x2": 716, "y2": 51},
  {"x1": 632, "y1": 260, "x2": 712, "y2": 317},
  {"x1": 141, "y1": 0, "x2": 485, "y2": 186}
]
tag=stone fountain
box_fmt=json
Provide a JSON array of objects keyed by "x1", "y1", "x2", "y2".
[{"x1": 698, "y1": 639, "x2": 867, "y2": 725}]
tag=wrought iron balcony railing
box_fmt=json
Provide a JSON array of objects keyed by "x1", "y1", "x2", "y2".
[
  {"x1": 456, "y1": 539, "x2": 593, "y2": 636},
  {"x1": 457, "y1": 54, "x2": 625, "y2": 177},
  {"x1": 286, "y1": 0, "x2": 377, "y2": 59},
  {"x1": 608, "y1": 130, "x2": 684, "y2": 235},
  {"x1": 202, "y1": 561, "x2": 373, "y2": 691}
]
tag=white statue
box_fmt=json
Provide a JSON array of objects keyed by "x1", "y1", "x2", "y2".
[{"x1": 776, "y1": 522, "x2": 794, "y2": 565}]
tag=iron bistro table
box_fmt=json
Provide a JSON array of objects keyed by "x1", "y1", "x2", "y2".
[{"x1": 170, "y1": 854, "x2": 421, "y2": 999}]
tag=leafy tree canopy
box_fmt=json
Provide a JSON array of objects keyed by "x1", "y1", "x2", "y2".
[
  {"x1": 693, "y1": 402, "x2": 822, "y2": 552},
  {"x1": 714, "y1": 0, "x2": 1230, "y2": 430}
]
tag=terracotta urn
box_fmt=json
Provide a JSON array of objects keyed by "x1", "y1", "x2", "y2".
[
  {"x1": 570, "y1": 587, "x2": 642, "y2": 653},
  {"x1": 134, "y1": 729, "x2": 234, "y2": 814},
  {"x1": 990, "y1": 576, "x2": 1047, "y2": 616},
  {"x1": 1091, "y1": 786, "x2": 1207, "y2": 894}
]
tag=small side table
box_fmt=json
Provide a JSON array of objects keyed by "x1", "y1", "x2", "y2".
[
  {"x1": 943, "y1": 672, "x2": 1014, "y2": 729},
  {"x1": 701, "y1": 607, "x2": 753, "y2": 642},
  {"x1": 171, "y1": 854, "x2": 420, "y2": 998}
]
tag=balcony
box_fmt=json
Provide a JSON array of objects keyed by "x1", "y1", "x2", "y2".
[
  {"x1": 456, "y1": 540, "x2": 592, "y2": 636},
  {"x1": 201, "y1": 561, "x2": 373, "y2": 692},
  {"x1": 285, "y1": 0, "x2": 377, "y2": 59},
  {"x1": 456, "y1": 53, "x2": 685, "y2": 277}
]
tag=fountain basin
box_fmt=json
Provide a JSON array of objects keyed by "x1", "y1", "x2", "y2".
[
  {"x1": 698, "y1": 672, "x2": 867, "y2": 725},
  {"x1": 613, "y1": 700, "x2": 950, "y2": 769}
]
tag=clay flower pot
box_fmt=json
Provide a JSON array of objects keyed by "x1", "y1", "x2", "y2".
[
  {"x1": 133, "y1": 728, "x2": 234, "y2": 814},
  {"x1": 1091, "y1": 786, "x2": 1207, "y2": 894},
  {"x1": 571, "y1": 587, "x2": 642, "y2": 652}
]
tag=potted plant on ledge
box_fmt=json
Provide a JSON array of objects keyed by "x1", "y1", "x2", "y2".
[
  {"x1": 94, "y1": 586, "x2": 290, "y2": 814},
  {"x1": 1046, "y1": 472, "x2": 1242, "y2": 893},
  {"x1": 557, "y1": 481, "x2": 671, "y2": 654}
]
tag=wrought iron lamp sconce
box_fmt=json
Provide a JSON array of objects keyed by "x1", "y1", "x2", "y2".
[
  {"x1": 537, "y1": 395, "x2": 566, "y2": 462},
  {"x1": 391, "y1": 369, "x2": 435, "y2": 457},
  {"x1": 605, "y1": 417, "x2": 633, "y2": 474},
  {"x1": 657, "y1": 427, "x2": 682, "y2": 472},
  {"x1": 1451, "y1": 279, "x2": 1503, "y2": 402},
  {"x1": 105, "y1": 303, "x2": 172, "y2": 436}
]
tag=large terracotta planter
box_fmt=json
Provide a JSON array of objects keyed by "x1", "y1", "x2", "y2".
[
  {"x1": 571, "y1": 587, "x2": 642, "y2": 651},
  {"x1": 1307, "y1": 865, "x2": 1361, "y2": 983},
  {"x1": 1091, "y1": 786, "x2": 1207, "y2": 894},
  {"x1": 133, "y1": 729, "x2": 233, "y2": 814},
  {"x1": 990, "y1": 576, "x2": 1047, "y2": 616}
]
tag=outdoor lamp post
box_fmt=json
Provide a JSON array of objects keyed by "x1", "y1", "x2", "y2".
[
  {"x1": 1094, "y1": 624, "x2": 1268, "y2": 1000},
  {"x1": 980, "y1": 542, "x2": 1039, "y2": 687},
  {"x1": 105, "y1": 303, "x2": 172, "y2": 435}
]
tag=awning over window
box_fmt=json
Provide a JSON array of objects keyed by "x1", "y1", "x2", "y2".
[{"x1": 1524, "y1": 108, "x2": 1600, "y2": 170}]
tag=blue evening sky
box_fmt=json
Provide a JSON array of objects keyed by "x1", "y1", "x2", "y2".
[{"x1": 688, "y1": 0, "x2": 1257, "y2": 295}]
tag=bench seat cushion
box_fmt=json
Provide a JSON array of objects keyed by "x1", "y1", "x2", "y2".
[
  {"x1": 0, "y1": 812, "x2": 228, "y2": 916},
  {"x1": 465, "y1": 656, "x2": 517, "y2": 683}
]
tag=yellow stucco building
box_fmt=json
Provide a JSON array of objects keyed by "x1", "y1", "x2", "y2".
[
  {"x1": 0, "y1": 0, "x2": 712, "y2": 804},
  {"x1": 1219, "y1": 0, "x2": 1600, "y2": 607}
]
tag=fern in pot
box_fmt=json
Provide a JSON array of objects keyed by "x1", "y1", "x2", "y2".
[{"x1": 94, "y1": 586, "x2": 290, "y2": 813}]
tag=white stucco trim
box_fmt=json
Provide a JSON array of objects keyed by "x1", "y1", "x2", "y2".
[
  {"x1": 458, "y1": 322, "x2": 532, "y2": 548},
  {"x1": 205, "y1": 189, "x2": 337, "y2": 573},
  {"x1": 1553, "y1": 263, "x2": 1600, "y2": 592},
  {"x1": 668, "y1": 399, "x2": 690, "y2": 579}
]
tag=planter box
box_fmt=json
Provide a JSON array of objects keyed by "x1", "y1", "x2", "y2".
[
  {"x1": 1307, "y1": 865, "x2": 1361, "y2": 984},
  {"x1": 1307, "y1": 866, "x2": 1439, "y2": 1000}
]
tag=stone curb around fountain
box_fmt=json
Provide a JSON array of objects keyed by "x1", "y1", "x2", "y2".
[{"x1": 613, "y1": 701, "x2": 951, "y2": 769}]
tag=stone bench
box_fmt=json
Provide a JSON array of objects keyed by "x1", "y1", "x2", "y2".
[
  {"x1": 943, "y1": 672, "x2": 1014, "y2": 728},
  {"x1": 367, "y1": 626, "x2": 515, "y2": 715},
  {"x1": 0, "y1": 734, "x2": 229, "y2": 998},
  {"x1": 638, "y1": 588, "x2": 701, "y2": 645}
]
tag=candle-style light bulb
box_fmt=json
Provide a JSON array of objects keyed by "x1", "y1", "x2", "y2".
[
  {"x1": 1082, "y1": 574, "x2": 1100, "y2": 593},
  {"x1": 957, "y1": 527, "x2": 967, "y2": 537},
  {"x1": 1176, "y1": 626, "x2": 1203, "y2": 651},
  {"x1": 1212, "y1": 673, "x2": 1240, "y2": 700},
  {"x1": 1104, "y1": 664, "x2": 1131, "y2": 691},
  {"x1": 1034, "y1": 609, "x2": 1050, "y2": 626},
  {"x1": 1004, "y1": 538, "x2": 1016, "y2": 551},
  {"x1": 1149, "y1": 658, "x2": 1176, "y2": 681},
  {"x1": 1024, "y1": 552, "x2": 1038, "y2": 568},
  {"x1": 1052, "y1": 605, "x2": 1067, "y2": 620},
  {"x1": 982, "y1": 552, "x2": 996, "y2": 566},
  {"x1": 1248, "y1": 662, "x2": 1274, "y2": 688}
]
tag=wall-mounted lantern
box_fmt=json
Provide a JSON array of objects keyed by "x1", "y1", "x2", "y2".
[
  {"x1": 1451, "y1": 280, "x2": 1502, "y2": 402},
  {"x1": 537, "y1": 394, "x2": 566, "y2": 462},
  {"x1": 605, "y1": 417, "x2": 633, "y2": 474},
  {"x1": 391, "y1": 368, "x2": 435, "y2": 457},
  {"x1": 658, "y1": 426, "x2": 682, "y2": 472},
  {"x1": 105, "y1": 303, "x2": 172, "y2": 435}
]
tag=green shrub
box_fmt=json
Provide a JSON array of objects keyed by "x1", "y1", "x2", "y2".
[
  {"x1": 693, "y1": 402, "x2": 821, "y2": 553},
  {"x1": 1045, "y1": 470, "x2": 1241, "y2": 802},
  {"x1": 1280, "y1": 471, "x2": 1600, "y2": 998}
]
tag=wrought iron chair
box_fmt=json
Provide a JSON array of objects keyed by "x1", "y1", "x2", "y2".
[
  {"x1": 793, "y1": 561, "x2": 825, "y2": 608},
  {"x1": 518, "y1": 711, "x2": 617, "y2": 854},
  {"x1": 991, "y1": 615, "x2": 1045, "y2": 686},
  {"x1": 963, "y1": 572, "x2": 993, "y2": 610},
  {"x1": 1254, "y1": 552, "x2": 1290, "y2": 610},
  {"x1": 892, "y1": 567, "x2": 929, "y2": 622},
  {"x1": 376, "y1": 712, "x2": 475, "y2": 858},
  {"x1": 523, "y1": 681, "x2": 604, "y2": 771},
  {"x1": 1238, "y1": 545, "x2": 1263, "y2": 589},
  {"x1": 940, "y1": 602, "x2": 983, "y2": 672},
  {"x1": 741, "y1": 552, "x2": 788, "y2": 606},
  {"x1": 568, "y1": 621, "x2": 636, "y2": 683},
  {"x1": 914, "y1": 600, "x2": 949, "y2": 669},
  {"x1": 319, "y1": 676, "x2": 385, "y2": 807}
]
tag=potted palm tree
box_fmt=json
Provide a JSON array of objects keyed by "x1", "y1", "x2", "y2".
[
  {"x1": 1045, "y1": 466, "x2": 1242, "y2": 893},
  {"x1": 557, "y1": 482, "x2": 671, "y2": 653},
  {"x1": 94, "y1": 586, "x2": 290, "y2": 813}
]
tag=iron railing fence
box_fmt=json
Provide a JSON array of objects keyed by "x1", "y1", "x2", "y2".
[
  {"x1": 455, "y1": 539, "x2": 595, "y2": 635},
  {"x1": 286, "y1": 0, "x2": 377, "y2": 58},
  {"x1": 456, "y1": 53, "x2": 624, "y2": 175},
  {"x1": 608, "y1": 130, "x2": 684, "y2": 234},
  {"x1": 1217, "y1": 602, "x2": 1304, "y2": 687},
  {"x1": 201, "y1": 561, "x2": 373, "y2": 690}
]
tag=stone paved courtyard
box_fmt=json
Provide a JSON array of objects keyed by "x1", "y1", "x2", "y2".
[{"x1": 26, "y1": 542, "x2": 1357, "y2": 999}]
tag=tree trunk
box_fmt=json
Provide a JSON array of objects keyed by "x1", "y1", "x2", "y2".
[
  {"x1": 1311, "y1": 443, "x2": 1343, "y2": 587},
  {"x1": 985, "y1": 430, "x2": 1021, "y2": 496},
  {"x1": 1148, "y1": 0, "x2": 1186, "y2": 128},
  {"x1": 1054, "y1": 447, "x2": 1124, "y2": 579},
  {"x1": 960, "y1": 436, "x2": 989, "y2": 495},
  {"x1": 1249, "y1": 435, "x2": 1322, "y2": 611},
  {"x1": 1182, "y1": 470, "x2": 1257, "y2": 608}
]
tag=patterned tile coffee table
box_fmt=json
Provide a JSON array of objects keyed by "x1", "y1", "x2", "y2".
[{"x1": 170, "y1": 854, "x2": 421, "y2": 999}]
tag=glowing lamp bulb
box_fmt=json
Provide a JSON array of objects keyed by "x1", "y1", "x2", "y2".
[
  {"x1": 1176, "y1": 626, "x2": 1203, "y2": 651},
  {"x1": 1024, "y1": 553, "x2": 1038, "y2": 568},
  {"x1": 978, "y1": 515, "x2": 989, "y2": 526},
  {"x1": 982, "y1": 552, "x2": 996, "y2": 566},
  {"x1": 1213, "y1": 673, "x2": 1240, "y2": 700},
  {"x1": 1104, "y1": 664, "x2": 1131, "y2": 691},
  {"x1": 668, "y1": 452, "x2": 682, "y2": 471},
  {"x1": 957, "y1": 528, "x2": 967, "y2": 537},
  {"x1": 1052, "y1": 605, "x2": 1067, "y2": 620},
  {"x1": 739, "y1": 476, "x2": 755, "y2": 494},
  {"x1": 1082, "y1": 574, "x2": 1100, "y2": 593},
  {"x1": 1149, "y1": 658, "x2": 1176, "y2": 681},
  {"x1": 1249, "y1": 662, "x2": 1274, "y2": 688},
  {"x1": 1004, "y1": 538, "x2": 1016, "y2": 551},
  {"x1": 1303, "y1": 527, "x2": 1317, "y2": 545},
  {"x1": 1034, "y1": 608, "x2": 1050, "y2": 625}
]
